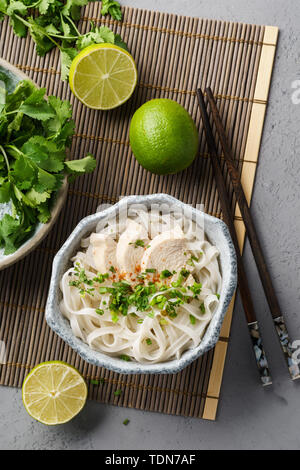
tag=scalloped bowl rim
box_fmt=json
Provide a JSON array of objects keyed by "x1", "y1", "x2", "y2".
[{"x1": 46, "y1": 194, "x2": 237, "y2": 374}]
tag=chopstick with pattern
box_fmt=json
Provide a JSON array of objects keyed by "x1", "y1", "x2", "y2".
[
  {"x1": 197, "y1": 88, "x2": 272, "y2": 386},
  {"x1": 204, "y1": 87, "x2": 300, "y2": 380}
]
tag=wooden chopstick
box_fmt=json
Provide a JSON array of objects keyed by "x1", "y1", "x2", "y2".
[
  {"x1": 196, "y1": 88, "x2": 272, "y2": 386},
  {"x1": 204, "y1": 87, "x2": 300, "y2": 381}
]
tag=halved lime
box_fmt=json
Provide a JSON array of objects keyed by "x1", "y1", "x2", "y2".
[
  {"x1": 22, "y1": 361, "x2": 88, "y2": 425},
  {"x1": 69, "y1": 44, "x2": 138, "y2": 110}
]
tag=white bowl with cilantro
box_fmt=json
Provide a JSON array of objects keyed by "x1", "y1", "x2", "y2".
[{"x1": 0, "y1": 59, "x2": 96, "y2": 270}]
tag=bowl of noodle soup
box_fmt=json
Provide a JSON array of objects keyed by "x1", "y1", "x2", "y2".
[{"x1": 46, "y1": 194, "x2": 237, "y2": 374}]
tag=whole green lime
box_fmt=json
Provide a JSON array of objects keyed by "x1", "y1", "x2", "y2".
[{"x1": 129, "y1": 99, "x2": 199, "y2": 175}]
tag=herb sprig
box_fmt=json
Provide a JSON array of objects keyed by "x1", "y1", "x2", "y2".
[
  {"x1": 0, "y1": 80, "x2": 96, "y2": 254},
  {"x1": 0, "y1": 0, "x2": 125, "y2": 80}
]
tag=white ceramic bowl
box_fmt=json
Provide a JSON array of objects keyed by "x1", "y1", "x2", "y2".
[
  {"x1": 0, "y1": 59, "x2": 68, "y2": 270},
  {"x1": 46, "y1": 194, "x2": 237, "y2": 374}
]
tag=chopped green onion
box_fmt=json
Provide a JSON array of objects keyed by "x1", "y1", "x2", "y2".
[
  {"x1": 129, "y1": 239, "x2": 145, "y2": 248},
  {"x1": 146, "y1": 268, "x2": 156, "y2": 273},
  {"x1": 180, "y1": 268, "x2": 190, "y2": 278},
  {"x1": 93, "y1": 273, "x2": 109, "y2": 283},
  {"x1": 120, "y1": 354, "x2": 131, "y2": 361},
  {"x1": 96, "y1": 308, "x2": 104, "y2": 315},
  {"x1": 109, "y1": 266, "x2": 116, "y2": 273},
  {"x1": 189, "y1": 314, "x2": 196, "y2": 325},
  {"x1": 146, "y1": 338, "x2": 152, "y2": 345},
  {"x1": 91, "y1": 379, "x2": 100, "y2": 385},
  {"x1": 200, "y1": 303, "x2": 206, "y2": 313},
  {"x1": 111, "y1": 312, "x2": 119, "y2": 323},
  {"x1": 160, "y1": 269, "x2": 173, "y2": 279}
]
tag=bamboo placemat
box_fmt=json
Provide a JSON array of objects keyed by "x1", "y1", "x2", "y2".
[{"x1": 0, "y1": 3, "x2": 278, "y2": 420}]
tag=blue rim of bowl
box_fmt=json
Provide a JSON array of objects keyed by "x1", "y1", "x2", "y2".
[{"x1": 46, "y1": 194, "x2": 237, "y2": 374}]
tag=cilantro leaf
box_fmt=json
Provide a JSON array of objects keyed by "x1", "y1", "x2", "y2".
[
  {"x1": 38, "y1": 0, "x2": 56, "y2": 15},
  {"x1": 114, "y1": 33, "x2": 128, "y2": 51},
  {"x1": 0, "y1": 213, "x2": 31, "y2": 254},
  {"x1": 0, "y1": 85, "x2": 6, "y2": 114},
  {"x1": 76, "y1": 26, "x2": 115, "y2": 50},
  {"x1": 60, "y1": 47, "x2": 78, "y2": 81},
  {"x1": 19, "y1": 88, "x2": 56, "y2": 120},
  {"x1": 64, "y1": 154, "x2": 96, "y2": 175},
  {"x1": 1, "y1": 0, "x2": 127, "y2": 80},
  {"x1": 7, "y1": 1, "x2": 27, "y2": 16},
  {"x1": 0, "y1": 79, "x2": 96, "y2": 254},
  {"x1": 101, "y1": 0, "x2": 122, "y2": 21},
  {"x1": 62, "y1": 0, "x2": 89, "y2": 21},
  {"x1": 9, "y1": 13, "x2": 27, "y2": 37},
  {"x1": 0, "y1": 180, "x2": 11, "y2": 203},
  {"x1": 12, "y1": 155, "x2": 36, "y2": 190}
]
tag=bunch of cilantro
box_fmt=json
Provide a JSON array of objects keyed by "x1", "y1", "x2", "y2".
[
  {"x1": 0, "y1": 78, "x2": 96, "y2": 254},
  {"x1": 0, "y1": 0, "x2": 125, "y2": 80}
]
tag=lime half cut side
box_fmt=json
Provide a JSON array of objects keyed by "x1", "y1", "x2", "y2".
[
  {"x1": 22, "y1": 361, "x2": 88, "y2": 425},
  {"x1": 69, "y1": 44, "x2": 138, "y2": 110}
]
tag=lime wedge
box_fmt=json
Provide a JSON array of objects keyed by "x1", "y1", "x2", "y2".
[
  {"x1": 69, "y1": 44, "x2": 138, "y2": 110},
  {"x1": 22, "y1": 361, "x2": 87, "y2": 425}
]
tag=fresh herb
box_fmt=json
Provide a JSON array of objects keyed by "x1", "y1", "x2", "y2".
[
  {"x1": 122, "y1": 418, "x2": 130, "y2": 425},
  {"x1": 114, "y1": 389, "x2": 122, "y2": 396},
  {"x1": 200, "y1": 303, "x2": 205, "y2": 313},
  {"x1": 109, "y1": 265, "x2": 116, "y2": 273},
  {"x1": 90, "y1": 379, "x2": 100, "y2": 385},
  {"x1": 120, "y1": 354, "x2": 131, "y2": 361},
  {"x1": 93, "y1": 273, "x2": 109, "y2": 283},
  {"x1": 101, "y1": 0, "x2": 122, "y2": 21},
  {"x1": 215, "y1": 293, "x2": 220, "y2": 299},
  {"x1": 69, "y1": 266, "x2": 95, "y2": 296},
  {"x1": 129, "y1": 239, "x2": 145, "y2": 248},
  {"x1": 111, "y1": 311, "x2": 119, "y2": 323},
  {"x1": 145, "y1": 268, "x2": 156, "y2": 273},
  {"x1": 189, "y1": 314, "x2": 196, "y2": 325},
  {"x1": 188, "y1": 282, "x2": 202, "y2": 298},
  {"x1": 160, "y1": 269, "x2": 172, "y2": 279},
  {"x1": 187, "y1": 255, "x2": 199, "y2": 267},
  {"x1": 0, "y1": 1, "x2": 126, "y2": 80},
  {"x1": 95, "y1": 308, "x2": 104, "y2": 315},
  {"x1": 180, "y1": 268, "x2": 190, "y2": 278},
  {"x1": 159, "y1": 318, "x2": 168, "y2": 326},
  {"x1": 69, "y1": 268, "x2": 195, "y2": 323},
  {"x1": 0, "y1": 83, "x2": 96, "y2": 255},
  {"x1": 171, "y1": 268, "x2": 190, "y2": 288},
  {"x1": 146, "y1": 338, "x2": 152, "y2": 345},
  {"x1": 0, "y1": 81, "x2": 96, "y2": 254}
]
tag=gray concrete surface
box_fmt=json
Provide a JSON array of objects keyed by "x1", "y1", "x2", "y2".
[{"x1": 1, "y1": 0, "x2": 300, "y2": 450}]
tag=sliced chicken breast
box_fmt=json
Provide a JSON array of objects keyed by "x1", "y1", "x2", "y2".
[
  {"x1": 141, "y1": 225, "x2": 189, "y2": 274},
  {"x1": 116, "y1": 220, "x2": 149, "y2": 273},
  {"x1": 87, "y1": 233, "x2": 117, "y2": 273}
]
